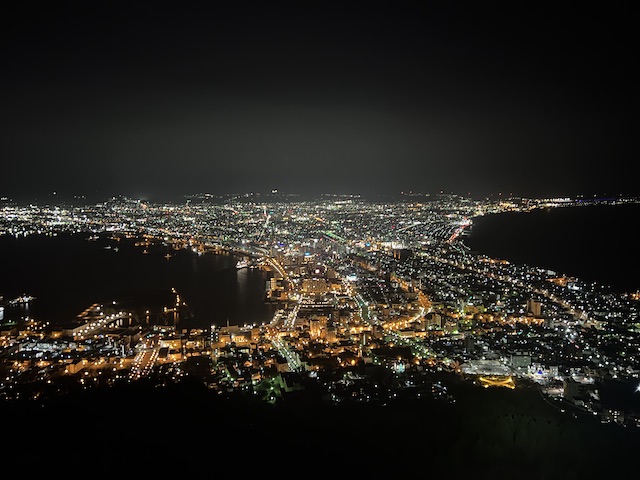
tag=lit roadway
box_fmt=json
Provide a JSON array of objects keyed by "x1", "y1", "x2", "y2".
[
  {"x1": 262, "y1": 251, "x2": 296, "y2": 375},
  {"x1": 270, "y1": 337, "x2": 302, "y2": 372},
  {"x1": 266, "y1": 303, "x2": 301, "y2": 371},
  {"x1": 382, "y1": 306, "x2": 437, "y2": 360},
  {"x1": 129, "y1": 347, "x2": 160, "y2": 380},
  {"x1": 282, "y1": 304, "x2": 300, "y2": 329},
  {"x1": 354, "y1": 293, "x2": 376, "y2": 325},
  {"x1": 265, "y1": 256, "x2": 288, "y2": 280},
  {"x1": 354, "y1": 284, "x2": 436, "y2": 360}
]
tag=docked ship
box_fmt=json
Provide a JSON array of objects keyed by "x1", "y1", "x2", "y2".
[{"x1": 236, "y1": 257, "x2": 252, "y2": 269}]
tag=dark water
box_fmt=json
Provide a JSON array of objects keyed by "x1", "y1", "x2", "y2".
[
  {"x1": 0, "y1": 233, "x2": 276, "y2": 328},
  {"x1": 463, "y1": 203, "x2": 640, "y2": 294}
]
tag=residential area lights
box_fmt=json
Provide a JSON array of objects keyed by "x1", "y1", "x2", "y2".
[{"x1": 0, "y1": 193, "x2": 639, "y2": 426}]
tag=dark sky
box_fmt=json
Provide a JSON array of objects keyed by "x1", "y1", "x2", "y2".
[{"x1": 1, "y1": 1, "x2": 636, "y2": 202}]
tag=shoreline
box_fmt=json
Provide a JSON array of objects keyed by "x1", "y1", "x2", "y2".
[
  {"x1": 0, "y1": 233, "x2": 276, "y2": 329},
  {"x1": 462, "y1": 203, "x2": 640, "y2": 295}
]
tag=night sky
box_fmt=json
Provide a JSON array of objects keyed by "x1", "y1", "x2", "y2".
[{"x1": 1, "y1": 1, "x2": 636, "y2": 202}]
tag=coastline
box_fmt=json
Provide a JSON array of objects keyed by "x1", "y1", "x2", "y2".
[
  {"x1": 463, "y1": 202, "x2": 640, "y2": 295},
  {"x1": 0, "y1": 233, "x2": 276, "y2": 328}
]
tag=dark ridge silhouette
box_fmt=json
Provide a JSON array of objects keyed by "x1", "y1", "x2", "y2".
[{"x1": 2, "y1": 377, "x2": 638, "y2": 478}]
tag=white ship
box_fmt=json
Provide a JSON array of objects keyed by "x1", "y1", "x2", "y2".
[{"x1": 236, "y1": 257, "x2": 251, "y2": 269}]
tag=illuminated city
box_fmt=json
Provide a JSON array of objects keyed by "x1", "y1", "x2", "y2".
[
  {"x1": 2, "y1": 2, "x2": 638, "y2": 477},
  {"x1": 2, "y1": 193, "x2": 639, "y2": 422}
]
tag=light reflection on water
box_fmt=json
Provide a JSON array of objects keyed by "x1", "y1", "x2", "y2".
[{"x1": 0, "y1": 233, "x2": 276, "y2": 328}]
